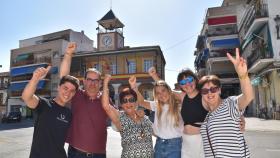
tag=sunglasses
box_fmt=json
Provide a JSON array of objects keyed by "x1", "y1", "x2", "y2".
[
  {"x1": 179, "y1": 76, "x2": 194, "y2": 85},
  {"x1": 201, "y1": 87, "x2": 219, "y2": 95},
  {"x1": 86, "y1": 78, "x2": 100, "y2": 83},
  {"x1": 121, "y1": 97, "x2": 136, "y2": 104}
]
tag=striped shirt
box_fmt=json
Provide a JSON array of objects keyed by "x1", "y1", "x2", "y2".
[{"x1": 200, "y1": 96, "x2": 250, "y2": 158}]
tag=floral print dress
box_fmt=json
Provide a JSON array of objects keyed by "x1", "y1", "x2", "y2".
[{"x1": 119, "y1": 112, "x2": 153, "y2": 158}]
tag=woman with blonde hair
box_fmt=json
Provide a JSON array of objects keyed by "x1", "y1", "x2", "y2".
[{"x1": 129, "y1": 76, "x2": 183, "y2": 158}]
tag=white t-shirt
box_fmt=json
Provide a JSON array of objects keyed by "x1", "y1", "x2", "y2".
[{"x1": 149, "y1": 101, "x2": 184, "y2": 139}]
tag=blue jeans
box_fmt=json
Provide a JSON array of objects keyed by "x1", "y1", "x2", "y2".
[
  {"x1": 154, "y1": 137, "x2": 182, "y2": 158},
  {"x1": 68, "y1": 146, "x2": 106, "y2": 158}
]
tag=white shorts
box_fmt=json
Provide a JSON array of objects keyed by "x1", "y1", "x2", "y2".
[{"x1": 181, "y1": 133, "x2": 204, "y2": 158}]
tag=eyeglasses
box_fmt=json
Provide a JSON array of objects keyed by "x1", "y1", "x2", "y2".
[
  {"x1": 179, "y1": 76, "x2": 194, "y2": 85},
  {"x1": 86, "y1": 78, "x2": 100, "y2": 84},
  {"x1": 201, "y1": 87, "x2": 219, "y2": 95},
  {"x1": 121, "y1": 97, "x2": 136, "y2": 104}
]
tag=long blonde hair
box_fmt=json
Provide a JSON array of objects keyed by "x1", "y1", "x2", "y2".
[{"x1": 154, "y1": 80, "x2": 181, "y2": 127}]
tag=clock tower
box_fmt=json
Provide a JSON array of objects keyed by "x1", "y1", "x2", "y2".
[{"x1": 97, "y1": 9, "x2": 125, "y2": 51}]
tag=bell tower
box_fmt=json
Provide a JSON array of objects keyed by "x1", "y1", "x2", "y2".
[{"x1": 97, "y1": 9, "x2": 125, "y2": 51}]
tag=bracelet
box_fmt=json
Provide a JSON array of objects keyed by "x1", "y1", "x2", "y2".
[
  {"x1": 65, "y1": 53, "x2": 73, "y2": 57},
  {"x1": 238, "y1": 72, "x2": 248, "y2": 80}
]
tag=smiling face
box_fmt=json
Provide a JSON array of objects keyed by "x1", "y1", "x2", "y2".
[
  {"x1": 201, "y1": 82, "x2": 221, "y2": 110},
  {"x1": 179, "y1": 76, "x2": 197, "y2": 94},
  {"x1": 121, "y1": 95, "x2": 137, "y2": 114},
  {"x1": 154, "y1": 85, "x2": 171, "y2": 104},
  {"x1": 83, "y1": 71, "x2": 101, "y2": 95},
  {"x1": 57, "y1": 82, "x2": 77, "y2": 105}
]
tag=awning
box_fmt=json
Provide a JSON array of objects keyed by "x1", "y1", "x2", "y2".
[
  {"x1": 201, "y1": 48, "x2": 209, "y2": 61},
  {"x1": 11, "y1": 64, "x2": 57, "y2": 77},
  {"x1": 211, "y1": 38, "x2": 240, "y2": 48},
  {"x1": 208, "y1": 16, "x2": 237, "y2": 25},
  {"x1": 9, "y1": 80, "x2": 46, "y2": 91}
]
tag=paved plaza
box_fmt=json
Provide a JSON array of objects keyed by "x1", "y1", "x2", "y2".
[{"x1": 0, "y1": 118, "x2": 280, "y2": 158}]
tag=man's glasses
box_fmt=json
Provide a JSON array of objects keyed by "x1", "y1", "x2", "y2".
[
  {"x1": 121, "y1": 97, "x2": 136, "y2": 104},
  {"x1": 201, "y1": 87, "x2": 219, "y2": 95},
  {"x1": 86, "y1": 78, "x2": 100, "y2": 84},
  {"x1": 179, "y1": 76, "x2": 194, "y2": 85}
]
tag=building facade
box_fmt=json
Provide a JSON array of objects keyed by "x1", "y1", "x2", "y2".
[
  {"x1": 8, "y1": 29, "x2": 94, "y2": 117},
  {"x1": 195, "y1": 0, "x2": 280, "y2": 119},
  {"x1": 70, "y1": 10, "x2": 166, "y2": 106},
  {"x1": 0, "y1": 72, "x2": 9, "y2": 119},
  {"x1": 239, "y1": 0, "x2": 280, "y2": 119}
]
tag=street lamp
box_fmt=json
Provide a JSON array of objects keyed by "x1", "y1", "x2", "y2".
[{"x1": 274, "y1": 14, "x2": 280, "y2": 39}]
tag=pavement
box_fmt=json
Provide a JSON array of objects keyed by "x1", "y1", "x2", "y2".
[{"x1": 245, "y1": 117, "x2": 280, "y2": 132}]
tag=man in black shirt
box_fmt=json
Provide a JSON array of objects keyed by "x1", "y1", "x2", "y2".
[{"x1": 22, "y1": 66, "x2": 79, "y2": 158}]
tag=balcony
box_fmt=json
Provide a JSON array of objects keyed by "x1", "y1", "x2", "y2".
[
  {"x1": 208, "y1": 48, "x2": 235, "y2": 58},
  {"x1": 12, "y1": 56, "x2": 51, "y2": 67},
  {"x1": 240, "y1": 3, "x2": 268, "y2": 40},
  {"x1": 9, "y1": 80, "x2": 49, "y2": 92},
  {"x1": 10, "y1": 89, "x2": 51, "y2": 97},
  {"x1": 247, "y1": 48, "x2": 274, "y2": 73},
  {"x1": 207, "y1": 24, "x2": 238, "y2": 37},
  {"x1": 207, "y1": 35, "x2": 240, "y2": 51}
]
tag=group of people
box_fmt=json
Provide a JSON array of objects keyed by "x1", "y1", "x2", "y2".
[{"x1": 22, "y1": 42, "x2": 253, "y2": 158}]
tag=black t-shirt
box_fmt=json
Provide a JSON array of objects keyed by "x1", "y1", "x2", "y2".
[
  {"x1": 181, "y1": 93, "x2": 208, "y2": 127},
  {"x1": 29, "y1": 97, "x2": 72, "y2": 158}
]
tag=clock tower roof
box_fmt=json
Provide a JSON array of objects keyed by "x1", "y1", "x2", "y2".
[{"x1": 97, "y1": 9, "x2": 124, "y2": 30}]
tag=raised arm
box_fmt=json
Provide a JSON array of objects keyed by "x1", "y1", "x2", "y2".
[
  {"x1": 128, "y1": 76, "x2": 151, "y2": 110},
  {"x1": 22, "y1": 66, "x2": 51, "y2": 109},
  {"x1": 59, "y1": 42, "x2": 76, "y2": 78},
  {"x1": 149, "y1": 67, "x2": 185, "y2": 102},
  {"x1": 227, "y1": 48, "x2": 254, "y2": 110},
  {"x1": 148, "y1": 67, "x2": 160, "y2": 82},
  {"x1": 102, "y1": 74, "x2": 121, "y2": 130}
]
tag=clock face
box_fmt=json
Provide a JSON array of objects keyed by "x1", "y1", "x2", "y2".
[{"x1": 102, "y1": 35, "x2": 112, "y2": 47}]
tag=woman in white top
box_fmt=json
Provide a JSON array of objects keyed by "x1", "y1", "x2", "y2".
[{"x1": 129, "y1": 76, "x2": 183, "y2": 158}]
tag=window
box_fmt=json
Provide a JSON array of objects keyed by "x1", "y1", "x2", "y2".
[
  {"x1": 111, "y1": 63, "x2": 117, "y2": 74},
  {"x1": 143, "y1": 90, "x2": 153, "y2": 100},
  {"x1": 93, "y1": 63, "x2": 102, "y2": 72},
  {"x1": 127, "y1": 60, "x2": 136, "y2": 74},
  {"x1": 143, "y1": 59, "x2": 153, "y2": 72}
]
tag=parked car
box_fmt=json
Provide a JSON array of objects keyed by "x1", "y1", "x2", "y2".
[{"x1": 1, "y1": 112, "x2": 22, "y2": 123}]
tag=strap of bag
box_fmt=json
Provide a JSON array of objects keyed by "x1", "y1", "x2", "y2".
[{"x1": 206, "y1": 114, "x2": 215, "y2": 158}]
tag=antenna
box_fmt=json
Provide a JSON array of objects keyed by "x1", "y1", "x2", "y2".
[{"x1": 110, "y1": 0, "x2": 112, "y2": 10}]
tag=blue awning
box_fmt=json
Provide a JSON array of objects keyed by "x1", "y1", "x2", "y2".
[
  {"x1": 201, "y1": 48, "x2": 209, "y2": 61},
  {"x1": 11, "y1": 64, "x2": 57, "y2": 77},
  {"x1": 9, "y1": 80, "x2": 46, "y2": 91},
  {"x1": 211, "y1": 38, "x2": 240, "y2": 48}
]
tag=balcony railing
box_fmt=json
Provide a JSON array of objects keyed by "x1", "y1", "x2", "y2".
[
  {"x1": 12, "y1": 57, "x2": 51, "y2": 67},
  {"x1": 240, "y1": 3, "x2": 268, "y2": 37},
  {"x1": 10, "y1": 89, "x2": 51, "y2": 97},
  {"x1": 11, "y1": 74, "x2": 51, "y2": 82},
  {"x1": 247, "y1": 48, "x2": 273, "y2": 69}
]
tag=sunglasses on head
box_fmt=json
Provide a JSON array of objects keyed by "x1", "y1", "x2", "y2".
[
  {"x1": 179, "y1": 76, "x2": 194, "y2": 85},
  {"x1": 201, "y1": 87, "x2": 219, "y2": 95},
  {"x1": 121, "y1": 97, "x2": 136, "y2": 104}
]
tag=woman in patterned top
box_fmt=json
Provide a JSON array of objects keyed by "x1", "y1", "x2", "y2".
[
  {"x1": 199, "y1": 48, "x2": 253, "y2": 158},
  {"x1": 102, "y1": 74, "x2": 153, "y2": 158}
]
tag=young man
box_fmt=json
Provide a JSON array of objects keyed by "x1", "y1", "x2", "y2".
[
  {"x1": 22, "y1": 66, "x2": 79, "y2": 158},
  {"x1": 60, "y1": 43, "x2": 108, "y2": 158}
]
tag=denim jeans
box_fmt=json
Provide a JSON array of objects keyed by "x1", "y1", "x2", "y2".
[
  {"x1": 154, "y1": 137, "x2": 182, "y2": 158},
  {"x1": 68, "y1": 146, "x2": 106, "y2": 158}
]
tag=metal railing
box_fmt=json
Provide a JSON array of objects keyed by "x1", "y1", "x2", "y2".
[{"x1": 247, "y1": 48, "x2": 273, "y2": 68}]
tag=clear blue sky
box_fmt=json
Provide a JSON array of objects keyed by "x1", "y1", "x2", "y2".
[{"x1": 0, "y1": 0, "x2": 222, "y2": 87}]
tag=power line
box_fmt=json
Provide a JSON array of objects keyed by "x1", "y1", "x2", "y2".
[{"x1": 163, "y1": 33, "x2": 199, "y2": 51}]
